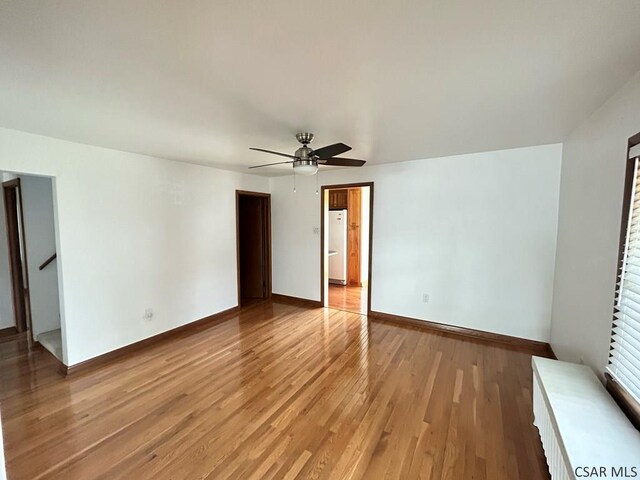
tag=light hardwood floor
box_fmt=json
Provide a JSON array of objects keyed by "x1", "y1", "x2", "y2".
[
  {"x1": 0, "y1": 300, "x2": 550, "y2": 479},
  {"x1": 328, "y1": 284, "x2": 367, "y2": 314}
]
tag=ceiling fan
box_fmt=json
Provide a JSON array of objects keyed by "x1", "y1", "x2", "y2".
[{"x1": 249, "y1": 133, "x2": 366, "y2": 175}]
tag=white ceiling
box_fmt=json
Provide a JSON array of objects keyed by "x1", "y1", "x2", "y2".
[{"x1": 1, "y1": 1, "x2": 640, "y2": 176}]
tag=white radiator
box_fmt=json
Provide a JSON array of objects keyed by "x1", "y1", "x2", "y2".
[
  {"x1": 532, "y1": 357, "x2": 640, "y2": 480},
  {"x1": 532, "y1": 371, "x2": 572, "y2": 480}
]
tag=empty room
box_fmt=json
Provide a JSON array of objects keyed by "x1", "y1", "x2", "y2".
[{"x1": 1, "y1": 1, "x2": 640, "y2": 479}]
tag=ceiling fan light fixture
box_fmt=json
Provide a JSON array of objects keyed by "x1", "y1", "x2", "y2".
[{"x1": 293, "y1": 159, "x2": 318, "y2": 176}]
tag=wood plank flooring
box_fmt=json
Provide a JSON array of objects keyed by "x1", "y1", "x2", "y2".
[
  {"x1": 0, "y1": 327, "x2": 19, "y2": 343},
  {"x1": 0, "y1": 300, "x2": 550, "y2": 479},
  {"x1": 328, "y1": 285, "x2": 367, "y2": 314}
]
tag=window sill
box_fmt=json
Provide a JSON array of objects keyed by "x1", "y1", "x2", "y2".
[{"x1": 606, "y1": 373, "x2": 640, "y2": 431}]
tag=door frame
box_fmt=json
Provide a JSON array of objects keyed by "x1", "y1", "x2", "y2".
[
  {"x1": 320, "y1": 182, "x2": 374, "y2": 315},
  {"x1": 235, "y1": 190, "x2": 272, "y2": 307},
  {"x1": 2, "y1": 178, "x2": 33, "y2": 338}
]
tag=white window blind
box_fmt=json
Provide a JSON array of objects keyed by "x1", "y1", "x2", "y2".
[{"x1": 608, "y1": 152, "x2": 640, "y2": 404}]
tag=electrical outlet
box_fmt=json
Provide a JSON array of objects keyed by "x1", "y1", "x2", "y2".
[
  {"x1": 422, "y1": 294, "x2": 430, "y2": 303},
  {"x1": 143, "y1": 308, "x2": 154, "y2": 322},
  {"x1": 313, "y1": 227, "x2": 320, "y2": 234}
]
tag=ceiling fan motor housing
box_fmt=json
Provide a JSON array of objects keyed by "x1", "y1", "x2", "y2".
[{"x1": 295, "y1": 146, "x2": 314, "y2": 159}]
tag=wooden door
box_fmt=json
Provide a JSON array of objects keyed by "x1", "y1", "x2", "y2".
[
  {"x1": 329, "y1": 190, "x2": 348, "y2": 210},
  {"x1": 3, "y1": 182, "x2": 28, "y2": 332},
  {"x1": 347, "y1": 188, "x2": 362, "y2": 286}
]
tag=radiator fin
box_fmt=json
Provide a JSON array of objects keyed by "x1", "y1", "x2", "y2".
[{"x1": 533, "y1": 374, "x2": 572, "y2": 480}]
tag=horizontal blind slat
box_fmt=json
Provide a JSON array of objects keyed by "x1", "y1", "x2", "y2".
[
  {"x1": 617, "y1": 283, "x2": 640, "y2": 298},
  {"x1": 611, "y1": 337, "x2": 640, "y2": 366},
  {"x1": 616, "y1": 296, "x2": 640, "y2": 315},
  {"x1": 608, "y1": 353, "x2": 640, "y2": 392},
  {"x1": 618, "y1": 271, "x2": 640, "y2": 284},
  {"x1": 613, "y1": 327, "x2": 640, "y2": 351},
  {"x1": 612, "y1": 321, "x2": 640, "y2": 342}
]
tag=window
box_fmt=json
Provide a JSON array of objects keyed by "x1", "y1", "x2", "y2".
[{"x1": 608, "y1": 138, "x2": 640, "y2": 418}]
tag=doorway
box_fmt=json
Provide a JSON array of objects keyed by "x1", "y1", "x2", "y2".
[
  {"x1": 236, "y1": 191, "x2": 272, "y2": 306},
  {"x1": 321, "y1": 182, "x2": 373, "y2": 315},
  {"x1": 2, "y1": 178, "x2": 31, "y2": 337},
  {"x1": 1, "y1": 174, "x2": 63, "y2": 362}
]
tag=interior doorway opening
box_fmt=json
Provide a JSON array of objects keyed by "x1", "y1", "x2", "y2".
[
  {"x1": 0, "y1": 173, "x2": 63, "y2": 363},
  {"x1": 2, "y1": 178, "x2": 30, "y2": 337},
  {"x1": 321, "y1": 183, "x2": 373, "y2": 315},
  {"x1": 236, "y1": 191, "x2": 272, "y2": 307}
]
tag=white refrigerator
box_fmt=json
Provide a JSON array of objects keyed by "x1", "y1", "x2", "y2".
[{"x1": 328, "y1": 209, "x2": 348, "y2": 285}]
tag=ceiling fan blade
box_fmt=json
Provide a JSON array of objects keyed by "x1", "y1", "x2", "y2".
[
  {"x1": 250, "y1": 147, "x2": 297, "y2": 159},
  {"x1": 248, "y1": 160, "x2": 294, "y2": 169},
  {"x1": 312, "y1": 143, "x2": 351, "y2": 159},
  {"x1": 318, "y1": 158, "x2": 366, "y2": 167}
]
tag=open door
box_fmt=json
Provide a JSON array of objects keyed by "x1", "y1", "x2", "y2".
[
  {"x1": 236, "y1": 191, "x2": 271, "y2": 306},
  {"x1": 3, "y1": 179, "x2": 31, "y2": 335}
]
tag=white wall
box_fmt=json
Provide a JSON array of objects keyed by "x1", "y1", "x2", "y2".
[
  {"x1": 551, "y1": 71, "x2": 640, "y2": 376},
  {"x1": 271, "y1": 144, "x2": 562, "y2": 342},
  {"x1": 360, "y1": 186, "x2": 370, "y2": 285},
  {"x1": 0, "y1": 127, "x2": 269, "y2": 366},
  {"x1": 20, "y1": 175, "x2": 60, "y2": 337}
]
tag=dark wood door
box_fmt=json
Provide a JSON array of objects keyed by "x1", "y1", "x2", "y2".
[
  {"x1": 238, "y1": 195, "x2": 266, "y2": 299},
  {"x1": 3, "y1": 183, "x2": 28, "y2": 332},
  {"x1": 329, "y1": 189, "x2": 348, "y2": 210}
]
